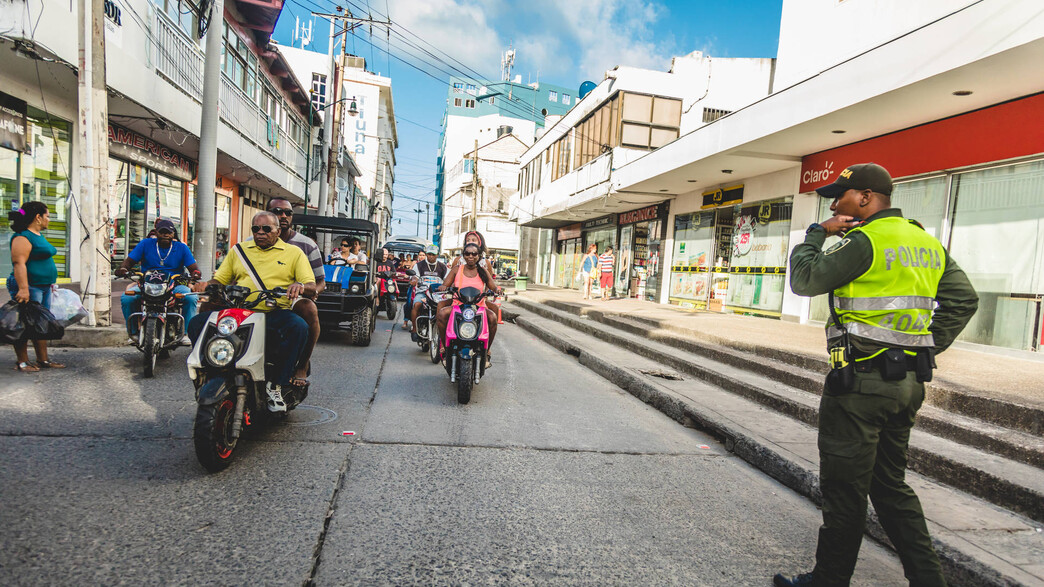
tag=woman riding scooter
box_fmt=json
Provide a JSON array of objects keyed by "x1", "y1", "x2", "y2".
[{"x1": 437, "y1": 242, "x2": 501, "y2": 368}]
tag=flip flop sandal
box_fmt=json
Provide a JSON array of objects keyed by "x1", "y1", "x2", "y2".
[
  {"x1": 36, "y1": 360, "x2": 66, "y2": 369},
  {"x1": 14, "y1": 362, "x2": 40, "y2": 372},
  {"x1": 290, "y1": 377, "x2": 310, "y2": 391}
]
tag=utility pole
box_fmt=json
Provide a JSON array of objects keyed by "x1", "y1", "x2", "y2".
[
  {"x1": 425, "y1": 202, "x2": 430, "y2": 241},
  {"x1": 77, "y1": 0, "x2": 111, "y2": 326},
  {"x1": 315, "y1": 13, "x2": 339, "y2": 218},
  {"x1": 470, "y1": 139, "x2": 479, "y2": 237},
  {"x1": 324, "y1": 52, "x2": 343, "y2": 219},
  {"x1": 413, "y1": 206, "x2": 422, "y2": 237},
  {"x1": 194, "y1": 0, "x2": 225, "y2": 277}
]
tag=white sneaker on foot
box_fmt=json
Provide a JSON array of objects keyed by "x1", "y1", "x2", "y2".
[
  {"x1": 180, "y1": 335, "x2": 192, "y2": 346},
  {"x1": 126, "y1": 337, "x2": 137, "y2": 346},
  {"x1": 266, "y1": 383, "x2": 287, "y2": 413}
]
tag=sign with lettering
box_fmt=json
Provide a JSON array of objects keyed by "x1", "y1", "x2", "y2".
[
  {"x1": 618, "y1": 204, "x2": 664, "y2": 225},
  {"x1": 0, "y1": 92, "x2": 28, "y2": 153},
  {"x1": 701, "y1": 185, "x2": 743, "y2": 209},
  {"x1": 108, "y1": 122, "x2": 196, "y2": 181},
  {"x1": 557, "y1": 223, "x2": 581, "y2": 240},
  {"x1": 582, "y1": 214, "x2": 615, "y2": 230},
  {"x1": 104, "y1": 0, "x2": 123, "y2": 48}
]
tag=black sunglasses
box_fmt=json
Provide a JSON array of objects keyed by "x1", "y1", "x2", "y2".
[
  {"x1": 251, "y1": 225, "x2": 275, "y2": 233},
  {"x1": 156, "y1": 228, "x2": 175, "y2": 235},
  {"x1": 340, "y1": 243, "x2": 351, "y2": 248},
  {"x1": 463, "y1": 251, "x2": 479, "y2": 257},
  {"x1": 269, "y1": 208, "x2": 294, "y2": 216}
]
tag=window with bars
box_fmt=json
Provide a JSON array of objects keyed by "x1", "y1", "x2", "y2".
[
  {"x1": 702, "y1": 107, "x2": 732, "y2": 123},
  {"x1": 453, "y1": 82, "x2": 464, "y2": 93},
  {"x1": 465, "y1": 99, "x2": 476, "y2": 109},
  {"x1": 311, "y1": 73, "x2": 327, "y2": 110},
  {"x1": 549, "y1": 90, "x2": 558, "y2": 102},
  {"x1": 454, "y1": 97, "x2": 463, "y2": 107}
]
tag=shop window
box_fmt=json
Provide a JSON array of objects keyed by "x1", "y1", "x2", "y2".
[
  {"x1": 725, "y1": 200, "x2": 793, "y2": 314},
  {"x1": 0, "y1": 108, "x2": 72, "y2": 281},
  {"x1": 948, "y1": 161, "x2": 1044, "y2": 350}
]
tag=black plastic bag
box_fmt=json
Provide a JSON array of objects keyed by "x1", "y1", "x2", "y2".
[
  {"x1": 21, "y1": 300, "x2": 64, "y2": 341},
  {"x1": 0, "y1": 301, "x2": 26, "y2": 344}
]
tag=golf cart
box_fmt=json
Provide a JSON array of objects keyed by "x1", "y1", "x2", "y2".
[{"x1": 292, "y1": 215, "x2": 379, "y2": 346}]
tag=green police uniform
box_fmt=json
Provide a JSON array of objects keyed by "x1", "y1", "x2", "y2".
[{"x1": 789, "y1": 208, "x2": 978, "y2": 587}]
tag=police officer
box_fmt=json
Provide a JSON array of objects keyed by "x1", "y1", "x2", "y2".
[{"x1": 775, "y1": 163, "x2": 978, "y2": 587}]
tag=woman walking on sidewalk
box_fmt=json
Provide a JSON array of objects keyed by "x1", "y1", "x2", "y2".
[
  {"x1": 7, "y1": 201, "x2": 65, "y2": 372},
  {"x1": 579, "y1": 244, "x2": 598, "y2": 300},
  {"x1": 598, "y1": 246, "x2": 615, "y2": 301}
]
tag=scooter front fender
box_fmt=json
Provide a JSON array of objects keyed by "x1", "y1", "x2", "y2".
[{"x1": 195, "y1": 378, "x2": 230, "y2": 406}]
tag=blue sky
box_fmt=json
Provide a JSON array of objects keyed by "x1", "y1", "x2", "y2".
[{"x1": 272, "y1": 0, "x2": 784, "y2": 237}]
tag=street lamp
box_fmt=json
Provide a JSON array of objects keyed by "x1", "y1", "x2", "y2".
[{"x1": 303, "y1": 95, "x2": 359, "y2": 213}]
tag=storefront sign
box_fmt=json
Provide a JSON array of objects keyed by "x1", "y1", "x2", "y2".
[
  {"x1": 701, "y1": 185, "x2": 743, "y2": 209},
  {"x1": 619, "y1": 204, "x2": 664, "y2": 225},
  {"x1": 0, "y1": 92, "x2": 28, "y2": 153},
  {"x1": 104, "y1": 0, "x2": 123, "y2": 48},
  {"x1": 582, "y1": 214, "x2": 615, "y2": 230},
  {"x1": 799, "y1": 93, "x2": 1044, "y2": 193},
  {"x1": 557, "y1": 223, "x2": 581, "y2": 240},
  {"x1": 107, "y1": 123, "x2": 196, "y2": 181}
]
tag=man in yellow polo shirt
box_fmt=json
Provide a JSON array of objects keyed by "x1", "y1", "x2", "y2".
[{"x1": 189, "y1": 211, "x2": 316, "y2": 412}]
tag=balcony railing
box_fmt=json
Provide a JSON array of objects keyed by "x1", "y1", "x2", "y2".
[
  {"x1": 153, "y1": 12, "x2": 306, "y2": 181},
  {"x1": 154, "y1": 12, "x2": 203, "y2": 100}
]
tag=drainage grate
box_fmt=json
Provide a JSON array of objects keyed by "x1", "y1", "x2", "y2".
[{"x1": 639, "y1": 369, "x2": 683, "y2": 381}]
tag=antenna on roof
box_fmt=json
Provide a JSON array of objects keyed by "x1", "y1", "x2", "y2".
[
  {"x1": 294, "y1": 16, "x2": 313, "y2": 49},
  {"x1": 501, "y1": 46, "x2": 515, "y2": 82}
]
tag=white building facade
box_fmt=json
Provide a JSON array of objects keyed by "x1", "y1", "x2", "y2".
[
  {"x1": 574, "y1": 0, "x2": 1044, "y2": 356},
  {"x1": 0, "y1": 0, "x2": 316, "y2": 280},
  {"x1": 512, "y1": 52, "x2": 775, "y2": 301}
]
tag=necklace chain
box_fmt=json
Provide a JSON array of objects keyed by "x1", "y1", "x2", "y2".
[{"x1": 156, "y1": 240, "x2": 173, "y2": 265}]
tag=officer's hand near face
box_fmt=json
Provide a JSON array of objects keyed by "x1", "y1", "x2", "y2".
[{"x1": 820, "y1": 215, "x2": 862, "y2": 236}]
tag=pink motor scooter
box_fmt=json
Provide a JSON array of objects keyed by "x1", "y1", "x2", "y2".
[{"x1": 442, "y1": 285, "x2": 498, "y2": 404}]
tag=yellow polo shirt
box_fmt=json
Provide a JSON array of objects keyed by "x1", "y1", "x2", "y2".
[{"x1": 214, "y1": 239, "x2": 315, "y2": 310}]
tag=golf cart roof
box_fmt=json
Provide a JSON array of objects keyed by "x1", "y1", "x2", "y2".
[
  {"x1": 292, "y1": 215, "x2": 379, "y2": 234},
  {"x1": 381, "y1": 240, "x2": 426, "y2": 254}
]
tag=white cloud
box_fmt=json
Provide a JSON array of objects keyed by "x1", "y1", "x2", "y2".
[{"x1": 385, "y1": 0, "x2": 505, "y2": 80}]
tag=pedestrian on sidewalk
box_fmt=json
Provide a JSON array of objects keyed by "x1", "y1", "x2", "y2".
[
  {"x1": 579, "y1": 244, "x2": 598, "y2": 300},
  {"x1": 775, "y1": 163, "x2": 978, "y2": 587},
  {"x1": 598, "y1": 246, "x2": 615, "y2": 300},
  {"x1": 7, "y1": 201, "x2": 65, "y2": 372}
]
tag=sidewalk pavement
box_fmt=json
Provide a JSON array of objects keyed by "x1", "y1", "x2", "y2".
[
  {"x1": 513, "y1": 285, "x2": 1044, "y2": 412},
  {"x1": 1, "y1": 282, "x2": 132, "y2": 349}
]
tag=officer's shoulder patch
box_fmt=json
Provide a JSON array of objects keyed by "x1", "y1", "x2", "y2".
[{"x1": 824, "y1": 238, "x2": 851, "y2": 255}]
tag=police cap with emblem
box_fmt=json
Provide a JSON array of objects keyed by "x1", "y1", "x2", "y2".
[{"x1": 815, "y1": 163, "x2": 893, "y2": 198}]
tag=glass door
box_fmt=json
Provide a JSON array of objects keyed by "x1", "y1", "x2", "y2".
[
  {"x1": 710, "y1": 206, "x2": 735, "y2": 308},
  {"x1": 617, "y1": 224, "x2": 634, "y2": 297}
]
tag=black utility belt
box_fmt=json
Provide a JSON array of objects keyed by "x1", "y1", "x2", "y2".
[{"x1": 852, "y1": 349, "x2": 935, "y2": 382}]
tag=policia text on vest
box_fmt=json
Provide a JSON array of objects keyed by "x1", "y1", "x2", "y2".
[{"x1": 775, "y1": 161, "x2": 978, "y2": 587}]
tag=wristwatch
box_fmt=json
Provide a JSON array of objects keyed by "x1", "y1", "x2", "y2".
[{"x1": 806, "y1": 223, "x2": 824, "y2": 235}]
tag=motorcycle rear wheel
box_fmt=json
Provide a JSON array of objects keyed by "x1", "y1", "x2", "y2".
[
  {"x1": 194, "y1": 398, "x2": 237, "y2": 472},
  {"x1": 457, "y1": 358, "x2": 473, "y2": 404},
  {"x1": 429, "y1": 331, "x2": 440, "y2": 364},
  {"x1": 142, "y1": 317, "x2": 158, "y2": 378}
]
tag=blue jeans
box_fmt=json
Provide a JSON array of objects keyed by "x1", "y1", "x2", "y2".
[
  {"x1": 121, "y1": 284, "x2": 198, "y2": 336},
  {"x1": 6, "y1": 282, "x2": 52, "y2": 308},
  {"x1": 188, "y1": 309, "x2": 307, "y2": 388}
]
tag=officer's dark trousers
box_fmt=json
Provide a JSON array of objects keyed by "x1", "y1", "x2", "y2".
[{"x1": 813, "y1": 369, "x2": 946, "y2": 587}]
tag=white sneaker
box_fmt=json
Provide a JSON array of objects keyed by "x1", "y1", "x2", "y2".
[
  {"x1": 266, "y1": 383, "x2": 287, "y2": 413},
  {"x1": 126, "y1": 337, "x2": 137, "y2": 346},
  {"x1": 180, "y1": 335, "x2": 192, "y2": 346}
]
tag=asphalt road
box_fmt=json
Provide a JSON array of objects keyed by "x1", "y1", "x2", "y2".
[{"x1": 0, "y1": 313, "x2": 904, "y2": 586}]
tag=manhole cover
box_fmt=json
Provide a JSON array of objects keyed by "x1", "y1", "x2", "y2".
[
  {"x1": 285, "y1": 405, "x2": 339, "y2": 427},
  {"x1": 638, "y1": 369, "x2": 683, "y2": 381}
]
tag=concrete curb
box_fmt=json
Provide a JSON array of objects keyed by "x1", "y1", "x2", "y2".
[
  {"x1": 514, "y1": 312, "x2": 1032, "y2": 587},
  {"x1": 53, "y1": 325, "x2": 127, "y2": 348}
]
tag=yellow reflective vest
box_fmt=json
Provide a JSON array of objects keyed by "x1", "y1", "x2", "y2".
[{"x1": 828, "y1": 217, "x2": 945, "y2": 349}]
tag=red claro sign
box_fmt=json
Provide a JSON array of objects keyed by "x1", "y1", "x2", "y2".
[{"x1": 799, "y1": 93, "x2": 1044, "y2": 193}]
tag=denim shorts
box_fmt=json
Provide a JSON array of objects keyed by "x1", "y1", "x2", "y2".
[{"x1": 6, "y1": 281, "x2": 52, "y2": 309}]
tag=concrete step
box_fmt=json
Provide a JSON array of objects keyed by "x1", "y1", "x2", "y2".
[
  {"x1": 506, "y1": 298, "x2": 1044, "y2": 525},
  {"x1": 520, "y1": 297, "x2": 1044, "y2": 472},
  {"x1": 540, "y1": 298, "x2": 1044, "y2": 437},
  {"x1": 508, "y1": 305, "x2": 1044, "y2": 587}
]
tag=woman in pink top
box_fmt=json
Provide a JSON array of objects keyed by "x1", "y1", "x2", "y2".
[{"x1": 437, "y1": 243, "x2": 501, "y2": 366}]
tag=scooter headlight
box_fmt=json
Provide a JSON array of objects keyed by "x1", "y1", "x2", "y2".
[
  {"x1": 458, "y1": 320, "x2": 478, "y2": 340},
  {"x1": 216, "y1": 316, "x2": 238, "y2": 336},
  {"x1": 462, "y1": 307, "x2": 476, "y2": 321},
  {"x1": 144, "y1": 282, "x2": 166, "y2": 296},
  {"x1": 206, "y1": 338, "x2": 235, "y2": 366}
]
